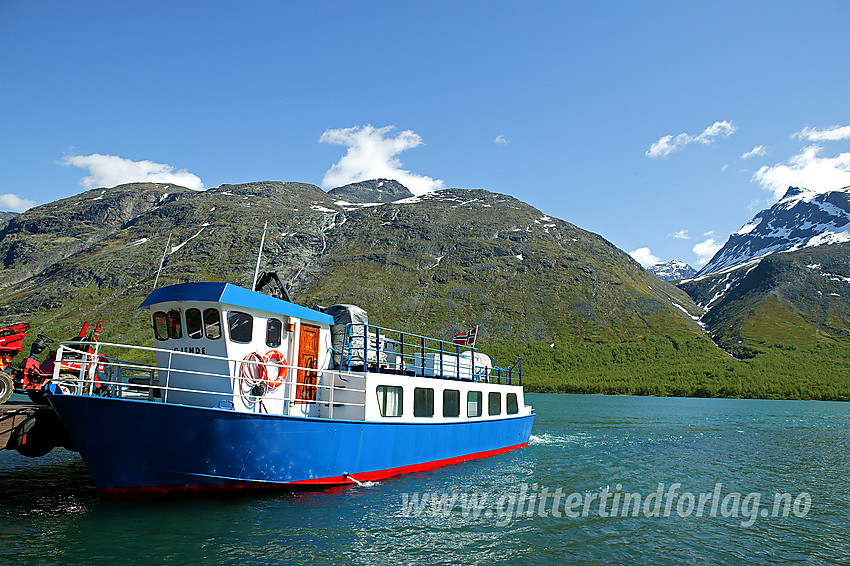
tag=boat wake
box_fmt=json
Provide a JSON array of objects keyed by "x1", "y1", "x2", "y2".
[
  {"x1": 529, "y1": 433, "x2": 589, "y2": 446},
  {"x1": 347, "y1": 476, "x2": 379, "y2": 488}
]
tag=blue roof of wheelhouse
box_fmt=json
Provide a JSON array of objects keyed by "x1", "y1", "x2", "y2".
[{"x1": 140, "y1": 282, "x2": 334, "y2": 325}]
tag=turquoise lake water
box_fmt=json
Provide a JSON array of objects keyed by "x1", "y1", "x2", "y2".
[{"x1": 1, "y1": 394, "x2": 848, "y2": 565}]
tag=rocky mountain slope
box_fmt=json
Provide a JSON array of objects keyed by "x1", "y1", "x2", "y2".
[
  {"x1": 698, "y1": 186, "x2": 850, "y2": 276},
  {"x1": 650, "y1": 260, "x2": 696, "y2": 282},
  {"x1": 0, "y1": 181, "x2": 704, "y2": 351}
]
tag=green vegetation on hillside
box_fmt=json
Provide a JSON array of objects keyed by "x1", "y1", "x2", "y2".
[{"x1": 485, "y1": 335, "x2": 850, "y2": 401}]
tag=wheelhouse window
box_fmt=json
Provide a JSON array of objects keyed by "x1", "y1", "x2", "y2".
[
  {"x1": 443, "y1": 389, "x2": 460, "y2": 418},
  {"x1": 227, "y1": 311, "x2": 253, "y2": 344},
  {"x1": 166, "y1": 309, "x2": 183, "y2": 339},
  {"x1": 467, "y1": 391, "x2": 482, "y2": 418},
  {"x1": 186, "y1": 308, "x2": 203, "y2": 339},
  {"x1": 507, "y1": 393, "x2": 519, "y2": 415},
  {"x1": 203, "y1": 308, "x2": 221, "y2": 340},
  {"x1": 266, "y1": 318, "x2": 282, "y2": 348},
  {"x1": 153, "y1": 311, "x2": 168, "y2": 341},
  {"x1": 489, "y1": 392, "x2": 501, "y2": 416},
  {"x1": 414, "y1": 387, "x2": 434, "y2": 417},
  {"x1": 376, "y1": 385, "x2": 403, "y2": 417}
]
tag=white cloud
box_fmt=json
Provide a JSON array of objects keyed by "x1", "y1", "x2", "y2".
[
  {"x1": 792, "y1": 124, "x2": 850, "y2": 142},
  {"x1": 672, "y1": 229, "x2": 690, "y2": 240},
  {"x1": 61, "y1": 153, "x2": 204, "y2": 191},
  {"x1": 646, "y1": 120, "x2": 737, "y2": 158},
  {"x1": 693, "y1": 237, "x2": 723, "y2": 266},
  {"x1": 495, "y1": 134, "x2": 510, "y2": 146},
  {"x1": 629, "y1": 247, "x2": 660, "y2": 268},
  {"x1": 752, "y1": 145, "x2": 850, "y2": 200},
  {"x1": 319, "y1": 125, "x2": 444, "y2": 196},
  {"x1": 0, "y1": 193, "x2": 36, "y2": 212},
  {"x1": 741, "y1": 145, "x2": 767, "y2": 159}
]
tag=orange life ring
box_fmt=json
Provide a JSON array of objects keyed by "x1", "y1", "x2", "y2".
[{"x1": 264, "y1": 349, "x2": 288, "y2": 389}]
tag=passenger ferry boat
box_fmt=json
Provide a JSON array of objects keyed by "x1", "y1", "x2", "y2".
[{"x1": 46, "y1": 281, "x2": 534, "y2": 497}]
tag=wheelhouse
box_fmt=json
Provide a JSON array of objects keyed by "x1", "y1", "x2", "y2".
[{"x1": 141, "y1": 282, "x2": 334, "y2": 417}]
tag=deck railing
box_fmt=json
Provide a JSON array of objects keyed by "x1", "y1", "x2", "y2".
[
  {"x1": 340, "y1": 323, "x2": 522, "y2": 385},
  {"x1": 50, "y1": 341, "x2": 367, "y2": 419}
]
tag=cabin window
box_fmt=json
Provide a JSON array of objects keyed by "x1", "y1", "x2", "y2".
[
  {"x1": 227, "y1": 311, "x2": 253, "y2": 344},
  {"x1": 186, "y1": 308, "x2": 203, "y2": 339},
  {"x1": 266, "y1": 318, "x2": 282, "y2": 348},
  {"x1": 467, "y1": 391, "x2": 482, "y2": 418},
  {"x1": 376, "y1": 385, "x2": 403, "y2": 417},
  {"x1": 414, "y1": 387, "x2": 434, "y2": 417},
  {"x1": 489, "y1": 392, "x2": 501, "y2": 416},
  {"x1": 167, "y1": 309, "x2": 183, "y2": 339},
  {"x1": 203, "y1": 308, "x2": 221, "y2": 340},
  {"x1": 153, "y1": 311, "x2": 168, "y2": 341},
  {"x1": 507, "y1": 393, "x2": 519, "y2": 415},
  {"x1": 443, "y1": 389, "x2": 460, "y2": 418}
]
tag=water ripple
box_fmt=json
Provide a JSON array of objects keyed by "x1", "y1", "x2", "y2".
[{"x1": 1, "y1": 394, "x2": 848, "y2": 565}]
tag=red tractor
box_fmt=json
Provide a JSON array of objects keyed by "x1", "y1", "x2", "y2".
[{"x1": 0, "y1": 322, "x2": 108, "y2": 405}]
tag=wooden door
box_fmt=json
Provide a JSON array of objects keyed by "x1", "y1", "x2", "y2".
[{"x1": 296, "y1": 324, "x2": 320, "y2": 404}]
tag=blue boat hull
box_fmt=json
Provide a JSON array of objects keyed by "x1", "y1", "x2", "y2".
[{"x1": 47, "y1": 395, "x2": 534, "y2": 497}]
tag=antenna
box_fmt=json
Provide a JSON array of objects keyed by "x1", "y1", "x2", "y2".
[{"x1": 153, "y1": 232, "x2": 172, "y2": 290}]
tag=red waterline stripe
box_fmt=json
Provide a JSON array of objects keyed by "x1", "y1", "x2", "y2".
[
  {"x1": 290, "y1": 441, "x2": 529, "y2": 485},
  {"x1": 99, "y1": 442, "x2": 529, "y2": 499}
]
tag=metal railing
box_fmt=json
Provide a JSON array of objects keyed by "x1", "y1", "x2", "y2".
[
  {"x1": 340, "y1": 323, "x2": 522, "y2": 385},
  {"x1": 50, "y1": 341, "x2": 368, "y2": 420}
]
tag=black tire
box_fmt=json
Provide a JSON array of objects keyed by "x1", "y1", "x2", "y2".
[
  {"x1": 13, "y1": 415, "x2": 54, "y2": 457},
  {"x1": 0, "y1": 371, "x2": 12, "y2": 404}
]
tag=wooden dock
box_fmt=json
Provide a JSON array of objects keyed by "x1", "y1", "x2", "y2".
[{"x1": 1, "y1": 401, "x2": 72, "y2": 456}]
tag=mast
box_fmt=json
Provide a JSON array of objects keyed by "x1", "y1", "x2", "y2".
[
  {"x1": 252, "y1": 220, "x2": 269, "y2": 291},
  {"x1": 153, "y1": 232, "x2": 172, "y2": 290}
]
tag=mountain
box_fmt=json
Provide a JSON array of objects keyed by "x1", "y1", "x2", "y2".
[
  {"x1": 327, "y1": 178, "x2": 415, "y2": 203},
  {"x1": 649, "y1": 260, "x2": 696, "y2": 281},
  {"x1": 698, "y1": 186, "x2": 850, "y2": 276},
  {"x1": 0, "y1": 180, "x2": 703, "y2": 344},
  {"x1": 677, "y1": 185, "x2": 850, "y2": 358},
  {"x1": 679, "y1": 243, "x2": 850, "y2": 357}
]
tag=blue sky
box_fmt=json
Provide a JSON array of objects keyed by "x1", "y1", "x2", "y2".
[{"x1": 2, "y1": 1, "x2": 849, "y2": 268}]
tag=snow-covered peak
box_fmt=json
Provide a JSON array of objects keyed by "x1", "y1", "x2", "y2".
[
  {"x1": 649, "y1": 260, "x2": 697, "y2": 281},
  {"x1": 698, "y1": 186, "x2": 850, "y2": 276}
]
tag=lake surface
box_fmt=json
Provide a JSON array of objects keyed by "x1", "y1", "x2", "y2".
[{"x1": 1, "y1": 394, "x2": 848, "y2": 565}]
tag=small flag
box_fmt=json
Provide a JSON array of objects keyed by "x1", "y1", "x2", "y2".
[{"x1": 453, "y1": 326, "x2": 478, "y2": 346}]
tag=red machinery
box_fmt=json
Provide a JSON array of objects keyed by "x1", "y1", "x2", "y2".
[
  {"x1": 1, "y1": 323, "x2": 30, "y2": 403},
  {"x1": 0, "y1": 322, "x2": 107, "y2": 405},
  {"x1": 0, "y1": 323, "x2": 29, "y2": 371}
]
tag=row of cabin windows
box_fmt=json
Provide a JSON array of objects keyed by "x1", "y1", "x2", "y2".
[
  {"x1": 377, "y1": 386, "x2": 519, "y2": 418},
  {"x1": 152, "y1": 309, "x2": 283, "y2": 347}
]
